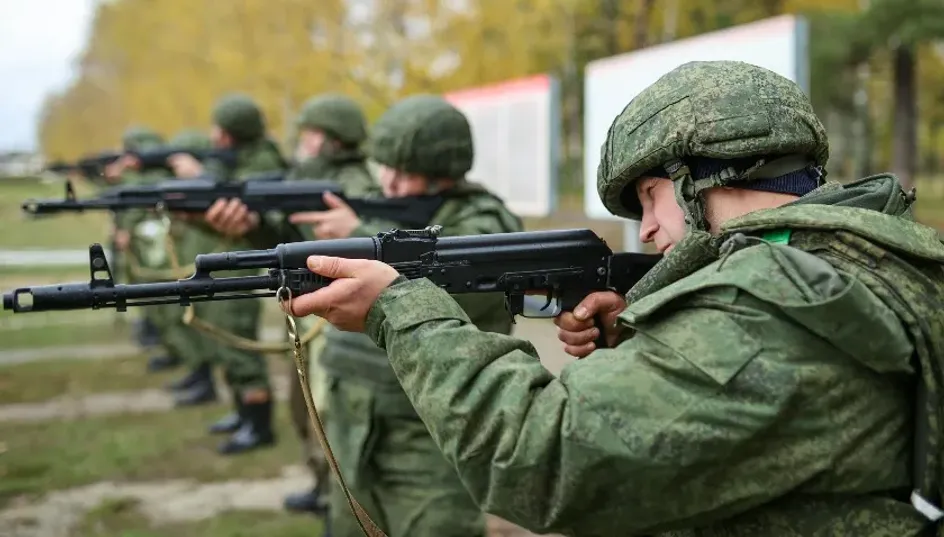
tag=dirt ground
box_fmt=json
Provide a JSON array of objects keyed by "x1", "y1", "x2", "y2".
[{"x1": 0, "y1": 319, "x2": 569, "y2": 537}]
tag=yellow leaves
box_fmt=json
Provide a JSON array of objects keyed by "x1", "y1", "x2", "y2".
[{"x1": 38, "y1": 0, "x2": 941, "y2": 163}]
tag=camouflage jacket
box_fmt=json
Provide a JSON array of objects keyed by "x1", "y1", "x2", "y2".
[
  {"x1": 320, "y1": 180, "x2": 523, "y2": 404},
  {"x1": 362, "y1": 174, "x2": 943, "y2": 536}
]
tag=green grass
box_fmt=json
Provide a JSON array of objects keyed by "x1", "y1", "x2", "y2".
[
  {"x1": 0, "y1": 178, "x2": 111, "y2": 249},
  {"x1": 0, "y1": 403, "x2": 299, "y2": 507},
  {"x1": 68, "y1": 499, "x2": 323, "y2": 537},
  {"x1": 0, "y1": 320, "x2": 130, "y2": 351},
  {"x1": 0, "y1": 355, "x2": 175, "y2": 405}
]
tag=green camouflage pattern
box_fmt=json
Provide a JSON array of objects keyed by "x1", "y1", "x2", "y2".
[
  {"x1": 323, "y1": 181, "x2": 521, "y2": 537},
  {"x1": 597, "y1": 61, "x2": 829, "y2": 221},
  {"x1": 192, "y1": 133, "x2": 288, "y2": 394},
  {"x1": 296, "y1": 94, "x2": 368, "y2": 145},
  {"x1": 367, "y1": 94, "x2": 474, "y2": 180},
  {"x1": 158, "y1": 129, "x2": 217, "y2": 371},
  {"x1": 358, "y1": 173, "x2": 942, "y2": 536},
  {"x1": 212, "y1": 94, "x2": 266, "y2": 143},
  {"x1": 122, "y1": 125, "x2": 164, "y2": 152}
]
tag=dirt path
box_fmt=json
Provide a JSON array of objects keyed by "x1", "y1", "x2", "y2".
[
  {"x1": 0, "y1": 466, "x2": 548, "y2": 537},
  {"x1": 0, "y1": 376, "x2": 291, "y2": 423},
  {"x1": 0, "y1": 465, "x2": 311, "y2": 537}
]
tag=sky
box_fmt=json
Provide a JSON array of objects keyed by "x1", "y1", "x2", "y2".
[{"x1": 0, "y1": 0, "x2": 96, "y2": 153}]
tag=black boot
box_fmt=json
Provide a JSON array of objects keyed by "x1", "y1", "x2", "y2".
[
  {"x1": 208, "y1": 405, "x2": 243, "y2": 435},
  {"x1": 166, "y1": 363, "x2": 211, "y2": 391},
  {"x1": 217, "y1": 399, "x2": 275, "y2": 455},
  {"x1": 173, "y1": 374, "x2": 217, "y2": 407},
  {"x1": 135, "y1": 318, "x2": 161, "y2": 347},
  {"x1": 283, "y1": 484, "x2": 328, "y2": 515},
  {"x1": 147, "y1": 354, "x2": 181, "y2": 373}
]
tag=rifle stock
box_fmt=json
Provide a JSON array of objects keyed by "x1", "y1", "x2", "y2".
[{"x1": 3, "y1": 226, "x2": 662, "y2": 327}]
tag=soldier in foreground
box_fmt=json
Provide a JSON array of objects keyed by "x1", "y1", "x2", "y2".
[
  {"x1": 284, "y1": 62, "x2": 944, "y2": 536},
  {"x1": 205, "y1": 94, "x2": 522, "y2": 537},
  {"x1": 169, "y1": 94, "x2": 287, "y2": 454}
]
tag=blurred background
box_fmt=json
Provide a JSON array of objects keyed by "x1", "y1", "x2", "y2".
[{"x1": 0, "y1": 1, "x2": 942, "y2": 536}]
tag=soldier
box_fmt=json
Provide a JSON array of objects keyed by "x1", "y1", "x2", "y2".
[
  {"x1": 159, "y1": 129, "x2": 221, "y2": 408},
  {"x1": 287, "y1": 61, "x2": 944, "y2": 536},
  {"x1": 279, "y1": 94, "x2": 378, "y2": 517},
  {"x1": 169, "y1": 94, "x2": 287, "y2": 454},
  {"x1": 206, "y1": 94, "x2": 523, "y2": 537},
  {"x1": 107, "y1": 126, "x2": 179, "y2": 372}
]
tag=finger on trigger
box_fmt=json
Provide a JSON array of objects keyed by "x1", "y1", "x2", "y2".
[{"x1": 557, "y1": 327, "x2": 599, "y2": 346}]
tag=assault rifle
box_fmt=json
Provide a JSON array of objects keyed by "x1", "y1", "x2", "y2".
[
  {"x1": 21, "y1": 176, "x2": 446, "y2": 229},
  {"x1": 2, "y1": 226, "x2": 662, "y2": 340},
  {"x1": 44, "y1": 147, "x2": 237, "y2": 179}
]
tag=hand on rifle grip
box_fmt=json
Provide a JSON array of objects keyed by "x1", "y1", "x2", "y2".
[{"x1": 554, "y1": 291, "x2": 627, "y2": 359}]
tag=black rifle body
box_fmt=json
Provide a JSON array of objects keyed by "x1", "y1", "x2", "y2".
[
  {"x1": 21, "y1": 177, "x2": 446, "y2": 229},
  {"x1": 3, "y1": 227, "x2": 661, "y2": 329}
]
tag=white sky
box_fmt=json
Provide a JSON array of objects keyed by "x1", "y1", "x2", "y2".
[{"x1": 0, "y1": 0, "x2": 96, "y2": 152}]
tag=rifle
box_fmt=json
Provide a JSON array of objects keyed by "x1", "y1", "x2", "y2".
[
  {"x1": 2, "y1": 226, "x2": 662, "y2": 330},
  {"x1": 20, "y1": 176, "x2": 447, "y2": 229},
  {"x1": 44, "y1": 147, "x2": 238, "y2": 178}
]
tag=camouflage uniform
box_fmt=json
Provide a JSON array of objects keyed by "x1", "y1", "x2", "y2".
[
  {"x1": 114, "y1": 127, "x2": 179, "y2": 371},
  {"x1": 198, "y1": 94, "x2": 288, "y2": 455},
  {"x1": 323, "y1": 95, "x2": 523, "y2": 537},
  {"x1": 158, "y1": 129, "x2": 225, "y2": 406},
  {"x1": 353, "y1": 62, "x2": 944, "y2": 536},
  {"x1": 279, "y1": 95, "x2": 378, "y2": 516}
]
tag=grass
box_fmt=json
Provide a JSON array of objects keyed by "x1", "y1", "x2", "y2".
[
  {"x1": 0, "y1": 402, "x2": 300, "y2": 507},
  {"x1": 0, "y1": 178, "x2": 112, "y2": 250},
  {"x1": 68, "y1": 499, "x2": 323, "y2": 537},
  {"x1": 0, "y1": 354, "x2": 174, "y2": 405},
  {"x1": 0, "y1": 320, "x2": 131, "y2": 351}
]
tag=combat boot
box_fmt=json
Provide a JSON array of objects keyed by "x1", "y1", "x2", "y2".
[
  {"x1": 147, "y1": 354, "x2": 181, "y2": 373},
  {"x1": 217, "y1": 397, "x2": 275, "y2": 455},
  {"x1": 173, "y1": 369, "x2": 217, "y2": 407},
  {"x1": 283, "y1": 484, "x2": 329, "y2": 515},
  {"x1": 166, "y1": 363, "x2": 211, "y2": 391},
  {"x1": 208, "y1": 399, "x2": 243, "y2": 435},
  {"x1": 134, "y1": 318, "x2": 162, "y2": 347}
]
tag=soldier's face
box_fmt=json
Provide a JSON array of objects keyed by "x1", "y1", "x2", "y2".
[
  {"x1": 210, "y1": 125, "x2": 232, "y2": 148},
  {"x1": 296, "y1": 129, "x2": 326, "y2": 160},
  {"x1": 636, "y1": 177, "x2": 686, "y2": 255},
  {"x1": 378, "y1": 165, "x2": 427, "y2": 197}
]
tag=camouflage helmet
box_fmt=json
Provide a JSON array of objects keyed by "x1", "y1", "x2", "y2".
[
  {"x1": 296, "y1": 94, "x2": 368, "y2": 146},
  {"x1": 122, "y1": 125, "x2": 164, "y2": 152},
  {"x1": 597, "y1": 61, "x2": 829, "y2": 225},
  {"x1": 368, "y1": 94, "x2": 473, "y2": 180},
  {"x1": 212, "y1": 93, "x2": 266, "y2": 143},
  {"x1": 168, "y1": 129, "x2": 212, "y2": 151}
]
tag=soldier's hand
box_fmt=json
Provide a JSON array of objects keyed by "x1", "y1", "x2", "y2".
[
  {"x1": 554, "y1": 291, "x2": 627, "y2": 358},
  {"x1": 285, "y1": 256, "x2": 399, "y2": 332},
  {"x1": 168, "y1": 154, "x2": 204, "y2": 178},
  {"x1": 205, "y1": 198, "x2": 259, "y2": 238},
  {"x1": 288, "y1": 192, "x2": 361, "y2": 240}
]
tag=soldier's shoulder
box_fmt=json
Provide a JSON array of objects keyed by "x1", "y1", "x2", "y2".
[{"x1": 623, "y1": 240, "x2": 848, "y2": 325}]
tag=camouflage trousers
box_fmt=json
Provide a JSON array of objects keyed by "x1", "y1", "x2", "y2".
[
  {"x1": 180, "y1": 300, "x2": 269, "y2": 394},
  {"x1": 325, "y1": 376, "x2": 486, "y2": 537}
]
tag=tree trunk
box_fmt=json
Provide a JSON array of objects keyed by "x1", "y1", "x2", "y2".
[
  {"x1": 600, "y1": 0, "x2": 620, "y2": 54},
  {"x1": 852, "y1": 60, "x2": 872, "y2": 179},
  {"x1": 890, "y1": 43, "x2": 917, "y2": 190},
  {"x1": 633, "y1": 0, "x2": 656, "y2": 49}
]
